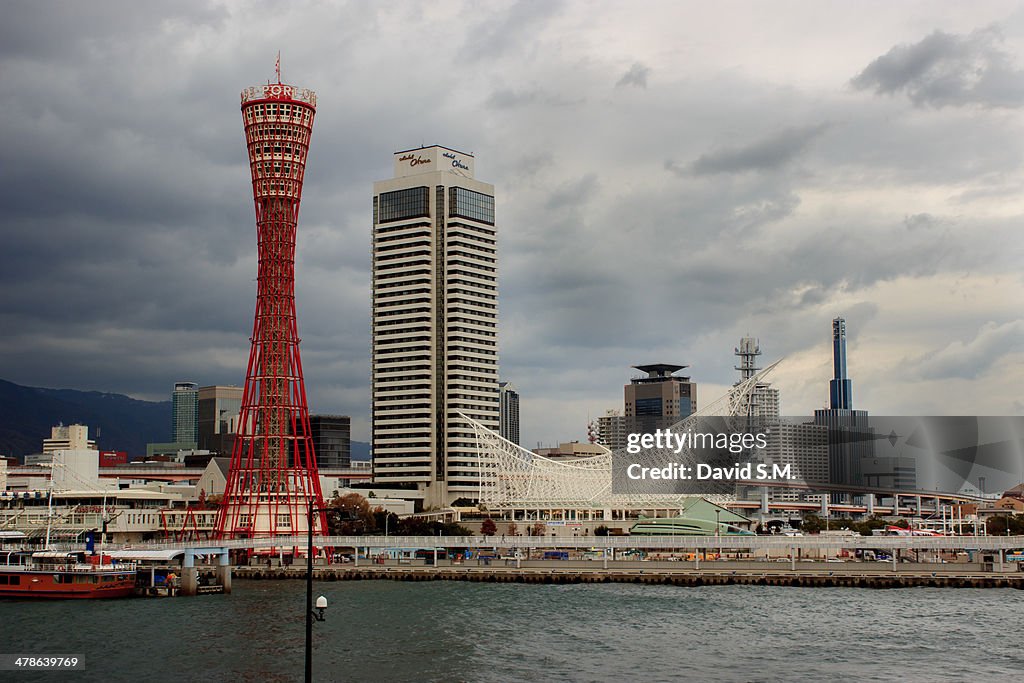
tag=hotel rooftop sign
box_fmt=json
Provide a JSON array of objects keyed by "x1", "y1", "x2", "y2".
[{"x1": 393, "y1": 145, "x2": 475, "y2": 179}]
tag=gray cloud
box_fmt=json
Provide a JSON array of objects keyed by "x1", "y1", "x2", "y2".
[
  {"x1": 545, "y1": 174, "x2": 600, "y2": 211},
  {"x1": 459, "y1": 0, "x2": 565, "y2": 61},
  {"x1": 851, "y1": 28, "x2": 1024, "y2": 108},
  {"x1": 486, "y1": 88, "x2": 584, "y2": 109},
  {"x1": 0, "y1": 3, "x2": 1021, "y2": 447},
  {"x1": 903, "y1": 213, "x2": 941, "y2": 231},
  {"x1": 616, "y1": 62, "x2": 650, "y2": 89},
  {"x1": 488, "y1": 88, "x2": 541, "y2": 108},
  {"x1": 680, "y1": 123, "x2": 830, "y2": 176},
  {"x1": 905, "y1": 320, "x2": 1024, "y2": 380}
]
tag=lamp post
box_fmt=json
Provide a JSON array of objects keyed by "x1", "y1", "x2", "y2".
[
  {"x1": 715, "y1": 509, "x2": 721, "y2": 559},
  {"x1": 306, "y1": 499, "x2": 331, "y2": 683}
]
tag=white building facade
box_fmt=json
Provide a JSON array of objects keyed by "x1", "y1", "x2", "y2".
[
  {"x1": 372, "y1": 146, "x2": 499, "y2": 507},
  {"x1": 42, "y1": 424, "x2": 97, "y2": 454}
]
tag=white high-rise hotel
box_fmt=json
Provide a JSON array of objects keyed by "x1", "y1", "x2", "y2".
[{"x1": 372, "y1": 146, "x2": 499, "y2": 507}]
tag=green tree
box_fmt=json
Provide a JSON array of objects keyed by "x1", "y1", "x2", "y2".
[
  {"x1": 987, "y1": 513, "x2": 1024, "y2": 535},
  {"x1": 594, "y1": 525, "x2": 610, "y2": 537},
  {"x1": 801, "y1": 514, "x2": 826, "y2": 534},
  {"x1": 848, "y1": 515, "x2": 891, "y2": 536},
  {"x1": 326, "y1": 492, "x2": 376, "y2": 534},
  {"x1": 371, "y1": 508, "x2": 399, "y2": 535}
]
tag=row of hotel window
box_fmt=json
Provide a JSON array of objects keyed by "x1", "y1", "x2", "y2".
[
  {"x1": 375, "y1": 241, "x2": 496, "y2": 258},
  {"x1": 374, "y1": 268, "x2": 496, "y2": 281},
  {"x1": 374, "y1": 246, "x2": 495, "y2": 263},
  {"x1": 375, "y1": 283, "x2": 497, "y2": 296},
  {"x1": 375, "y1": 320, "x2": 497, "y2": 331},
  {"x1": 374, "y1": 221, "x2": 495, "y2": 238},
  {"x1": 377, "y1": 187, "x2": 495, "y2": 225},
  {"x1": 374, "y1": 229, "x2": 495, "y2": 249},
  {"x1": 374, "y1": 308, "x2": 497, "y2": 319}
]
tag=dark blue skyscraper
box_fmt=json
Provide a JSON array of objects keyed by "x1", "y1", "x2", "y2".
[
  {"x1": 815, "y1": 316, "x2": 870, "y2": 502},
  {"x1": 829, "y1": 317, "x2": 852, "y2": 410}
]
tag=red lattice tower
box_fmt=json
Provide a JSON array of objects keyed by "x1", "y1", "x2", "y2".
[{"x1": 215, "y1": 76, "x2": 326, "y2": 543}]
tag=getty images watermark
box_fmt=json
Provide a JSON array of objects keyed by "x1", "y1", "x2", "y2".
[
  {"x1": 623, "y1": 427, "x2": 793, "y2": 482},
  {"x1": 612, "y1": 415, "x2": 1024, "y2": 497}
]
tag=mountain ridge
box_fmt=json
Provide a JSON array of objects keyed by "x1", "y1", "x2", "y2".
[{"x1": 0, "y1": 379, "x2": 370, "y2": 462}]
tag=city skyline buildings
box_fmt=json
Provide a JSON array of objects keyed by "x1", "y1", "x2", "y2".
[
  {"x1": 371, "y1": 145, "x2": 499, "y2": 507},
  {"x1": 1, "y1": 4, "x2": 1022, "y2": 452}
]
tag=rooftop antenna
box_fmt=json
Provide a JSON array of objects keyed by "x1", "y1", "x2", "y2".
[{"x1": 275, "y1": 51, "x2": 282, "y2": 84}]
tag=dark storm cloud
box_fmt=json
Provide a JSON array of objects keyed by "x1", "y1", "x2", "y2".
[
  {"x1": 616, "y1": 62, "x2": 650, "y2": 89},
  {"x1": 1, "y1": 2, "x2": 1022, "y2": 444},
  {"x1": 0, "y1": 0, "x2": 227, "y2": 60},
  {"x1": 679, "y1": 123, "x2": 830, "y2": 176},
  {"x1": 0, "y1": 4, "x2": 285, "y2": 402},
  {"x1": 851, "y1": 28, "x2": 1024, "y2": 108}
]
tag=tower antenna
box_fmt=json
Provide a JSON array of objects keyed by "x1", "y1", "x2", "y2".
[{"x1": 275, "y1": 51, "x2": 281, "y2": 83}]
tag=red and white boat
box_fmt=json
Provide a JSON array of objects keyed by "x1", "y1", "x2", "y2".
[
  {"x1": 0, "y1": 550, "x2": 136, "y2": 599},
  {"x1": 881, "y1": 525, "x2": 944, "y2": 537}
]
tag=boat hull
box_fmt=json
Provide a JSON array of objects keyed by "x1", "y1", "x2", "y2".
[{"x1": 0, "y1": 570, "x2": 135, "y2": 599}]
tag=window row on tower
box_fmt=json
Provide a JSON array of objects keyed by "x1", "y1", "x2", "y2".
[
  {"x1": 249, "y1": 142, "x2": 308, "y2": 164},
  {"x1": 252, "y1": 179, "x2": 303, "y2": 198},
  {"x1": 244, "y1": 102, "x2": 313, "y2": 123},
  {"x1": 246, "y1": 123, "x2": 311, "y2": 144},
  {"x1": 252, "y1": 161, "x2": 305, "y2": 180}
]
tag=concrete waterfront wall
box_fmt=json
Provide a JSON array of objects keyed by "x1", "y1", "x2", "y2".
[
  {"x1": 355, "y1": 558, "x2": 992, "y2": 573},
  {"x1": 231, "y1": 564, "x2": 1024, "y2": 589}
]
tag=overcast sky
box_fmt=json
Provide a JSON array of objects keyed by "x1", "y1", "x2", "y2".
[{"x1": 1, "y1": 1, "x2": 1023, "y2": 448}]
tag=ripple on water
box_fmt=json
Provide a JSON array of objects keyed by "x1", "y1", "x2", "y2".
[{"x1": 0, "y1": 581, "x2": 1021, "y2": 682}]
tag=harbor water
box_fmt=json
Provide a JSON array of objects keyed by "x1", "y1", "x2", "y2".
[{"x1": 2, "y1": 580, "x2": 1021, "y2": 682}]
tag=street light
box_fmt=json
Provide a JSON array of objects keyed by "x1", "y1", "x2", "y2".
[
  {"x1": 306, "y1": 499, "x2": 333, "y2": 683},
  {"x1": 715, "y1": 509, "x2": 721, "y2": 560},
  {"x1": 313, "y1": 595, "x2": 328, "y2": 620}
]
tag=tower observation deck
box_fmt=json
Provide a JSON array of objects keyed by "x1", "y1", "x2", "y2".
[{"x1": 215, "y1": 78, "x2": 326, "y2": 543}]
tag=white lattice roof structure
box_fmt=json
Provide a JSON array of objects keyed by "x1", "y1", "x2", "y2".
[{"x1": 464, "y1": 362, "x2": 781, "y2": 510}]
